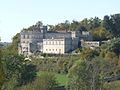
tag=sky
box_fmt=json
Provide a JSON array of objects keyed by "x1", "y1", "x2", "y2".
[{"x1": 0, "y1": 0, "x2": 120, "y2": 42}]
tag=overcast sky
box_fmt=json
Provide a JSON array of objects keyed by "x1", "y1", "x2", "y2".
[{"x1": 0, "y1": 0, "x2": 120, "y2": 42}]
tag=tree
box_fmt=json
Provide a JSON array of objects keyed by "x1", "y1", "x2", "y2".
[
  {"x1": 48, "y1": 25, "x2": 55, "y2": 31},
  {"x1": 92, "y1": 27, "x2": 110, "y2": 41},
  {"x1": 107, "y1": 38, "x2": 120, "y2": 56},
  {"x1": 102, "y1": 15, "x2": 111, "y2": 30},
  {"x1": 36, "y1": 21, "x2": 43, "y2": 27},
  {"x1": 64, "y1": 20, "x2": 70, "y2": 30},
  {"x1": 19, "y1": 64, "x2": 37, "y2": 85},
  {"x1": 34, "y1": 72, "x2": 58, "y2": 90},
  {"x1": 67, "y1": 58, "x2": 102, "y2": 90},
  {"x1": 92, "y1": 17, "x2": 101, "y2": 29},
  {"x1": 110, "y1": 14, "x2": 120, "y2": 37},
  {"x1": 19, "y1": 73, "x2": 58, "y2": 90},
  {"x1": 0, "y1": 50, "x2": 4, "y2": 89},
  {"x1": 6, "y1": 33, "x2": 20, "y2": 54},
  {"x1": 70, "y1": 20, "x2": 80, "y2": 31},
  {"x1": 103, "y1": 81, "x2": 120, "y2": 90},
  {"x1": 80, "y1": 48, "x2": 99, "y2": 60},
  {"x1": 2, "y1": 54, "x2": 37, "y2": 90},
  {"x1": 103, "y1": 14, "x2": 120, "y2": 37},
  {"x1": 67, "y1": 56, "x2": 120, "y2": 90}
]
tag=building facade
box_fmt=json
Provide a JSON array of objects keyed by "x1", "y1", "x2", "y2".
[
  {"x1": 19, "y1": 23, "x2": 93, "y2": 56},
  {"x1": 81, "y1": 40, "x2": 100, "y2": 49},
  {"x1": 43, "y1": 38, "x2": 72, "y2": 54}
]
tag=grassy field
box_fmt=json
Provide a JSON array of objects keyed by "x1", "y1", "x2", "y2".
[
  {"x1": 37, "y1": 71, "x2": 68, "y2": 86},
  {"x1": 55, "y1": 73, "x2": 68, "y2": 86}
]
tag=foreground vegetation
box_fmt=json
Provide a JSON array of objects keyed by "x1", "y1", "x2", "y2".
[
  {"x1": 0, "y1": 38, "x2": 120, "y2": 90},
  {"x1": 37, "y1": 71, "x2": 68, "y2": 86}
]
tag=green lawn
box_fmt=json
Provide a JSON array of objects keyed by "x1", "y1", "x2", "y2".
[
  {"x1": 37, "y1": 71, "x2": 68, "y2": 86},
  {"x1": 55, "y1": 73, "x2": 68, "y2": 86}
]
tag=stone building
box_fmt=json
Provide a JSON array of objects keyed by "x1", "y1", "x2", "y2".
[
  {"x1": 19, "y1": 25, "x2": 47, "y2": 55},
  {"x1": 19, "y1": 23, "x2": 93, "y2": 56},
  {"x1": 81, "y1": 40, "x2": 100, "y2": 49},
  {"x1": 43, "y1": 38, "x2": 72, "y2": 54}
]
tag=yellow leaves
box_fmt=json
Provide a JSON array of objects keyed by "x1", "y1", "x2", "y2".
[
  {"x1": 92, "y1": 27, "x2": 110, "y2": 40},
  {"x1": 105, "y1": 52, "x2": 117, "y2": 60},
  {"x1": 80, "y1": 48, "x2": 98, "y2": 60}
]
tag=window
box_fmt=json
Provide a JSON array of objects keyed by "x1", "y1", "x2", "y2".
[
  {"x1": 29, "y1": 35, "x2": 32, "y2": 39},
  {"x1": 22, "y1": 35, "x2": 25, "y2": 39},
  {"x1": 22, "y1": 41, "x2": 25, "y2": 43},
  {"x1": 26, "y1": 47, "x2": 28, "y2": 51},
  {"x1": 37, "y1": 36, "x2": 39, "y2": 39},
  {"x1": 46, "y1": 41, "x2": 48, "y2": 45},
  {"x1": 25, "y1": 35, "x2": 28, "y2": 39},
  {"x1": 59, "y1": 49, "x2": 61, "y2": 53},
  {"x1": 59, "y1": 41, "x2": 61, "y2": 45},
  {"x1": 27, "y1": 41, "x2": 29, "y2": 43},
  {"x1": 27, "y1": 35, "x2": 29, "y2": 39},
  {"x1": 46, "y1": 49, "x2": 48, "y2": 51},
  {"x1": 52, "y1": 41, "x2": 54, "y2": 45},
  {"x1": 49, "y1": 49, "x2": 51, "y2": 51},
  {"x1": 59, "y1": 49, "x2": 61, "y2": 51}
]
